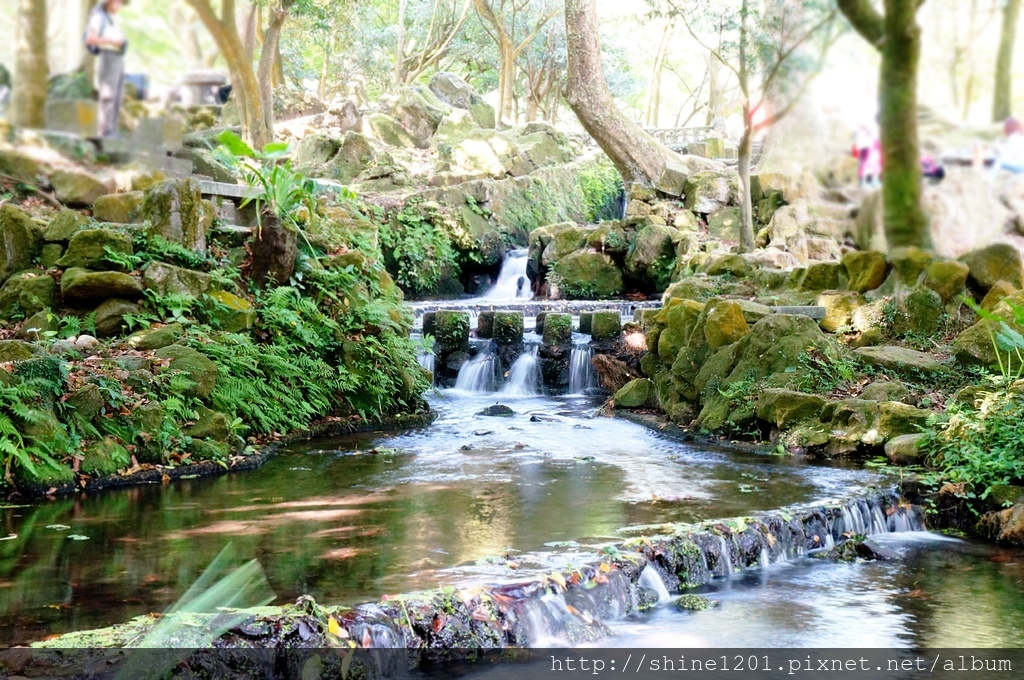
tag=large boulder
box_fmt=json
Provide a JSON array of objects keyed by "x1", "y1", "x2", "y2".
[
  {"x1": 154, "y1": 344, "x2": 218, "y2": 398},
  {"x1": 551, "y1": 251, "x2": 623, "y2": 299},
  {"x1": 50, "y1": 169, "x2": 110, "y2": 205},
  {"x1": 817, "y1": 291, "x2": 866, "y2": 333},
  {"x1": 923, "y1": 259, "x2": 969, "y2": 303},
  {"x1": 625, "y1": 222, "x2": 676, "y2": 290},
  {"x1": 93, "y1": 298, "x2": 140, "y2": 337},
  {"x1": 43, "y1": 208, "x2": 90, "y2": 242},
  {"x1": 324, "y1": 133, "x2": 378, "y2": 184},
  {"x1": 366, "y1": 112, "x2": 417, "y2": 148},
  {"x1": 0, "y1": 271, "x2": 57, "y2": 319},
  {"x1": 60, "y1": 267, "x2": 143, "y2": 300},
  {"x1": 392, "y1": 84, "x2": 451, "y2": 148},
  {"x1": 56, "y1": 228, "x2": 133, "y2": 271},
  {"x1": 853, "y1": 345, "x2": 943, "y2": 375},
  {"x1": 707, "y1": 207, "x2": 741, "y2": 241},
  {"x1": 0, "y1": 204, "x2": 43, "y2": 283},
  {"x1": 429, "y1": 72, "x2": 496, "y2": 129},
  {"x1": 890, "y1": 287, "x2": 943, "y2": 337},
  {"x1": 683, "y1": 171, "x2": 736, "y2": 213},
  {"x1": 440, "y1": 127, "x2": 526, "y2": 178},
  {"x1": 953, "y1": 290, "x2": 1024, "y2": 367},
  {"x1": 841, "y1": 250, "x2": 888, "y2": 293},
  {"x1": 142, "y1": 261, "x2": 214, "y2": 297},
  {"x1": 703, "y1": 300, "x2": 749, "y2": 351},
  {"x1": 206, "y1": 290, "x2": 256, "y2": 332},
  {"x1": 756, "y1": 389, "x2": 826, "y2": 428},
  {"x1": 960, "y1": 243, "x2": 1024, "y2": 292},
  {"x1": 0, "y1": 339, "x2": 43, "y2": 363},
  {"x1": 92, "y1": 191, "x2": 145, "y2": 224},
  {"x1": 613, "y1": 378, "x2": 658, "y2": 409},
  {"x1": 141, "y1": 179, "x2": 209, "y2": 252},
  {"x1": 513, "y1": 123, "x2": 575, "y2": 169}
]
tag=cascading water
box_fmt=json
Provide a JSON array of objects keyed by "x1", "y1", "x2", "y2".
[
  {"x1": 484, "y1": 249, "x2": 533, "y2": 300},
  {"x1": 453, "y1": 352, "x2": 497, "y2": 393},
  {"x1": 417, "y1": 351, "x2": 435, "y2": 380},
  {"x1": 637, "y1": 566, "x2": 672, "y2": 604},
  {"x1": 500, "y1": 346, "x2": 542, "y2": 397},
  {"x1": 568, "y1": 345, "x2": 594, "y2": 394}
]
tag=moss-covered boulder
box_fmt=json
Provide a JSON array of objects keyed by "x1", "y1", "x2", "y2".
[
  {"x1": 701, "y1": 253, "x2": 753, "y2": 278},
  {"x1": 142, "y1": 261, "x2": 214, "y2": 297},
  {"x1": 367, "y1": 112, "x2": 417, "y2": 148},
  {"x1": 80, "y1": 436, "x2": 130, "y2": 476},
  {"x1": 61, "y1": 267, "x2": 143, "y2": 300},
  {"x1": 50, "y1": 168, "x2": 109, "y2": 205},
  {"x1": 17, "y1": 310, "x2": 57, "y2": 340},
  {"x1": 613, "y1": 378, "x2": 657, "y2": 409},
  {"x1": 57, "y1": 228, "x2": 133, "y2": 271},
  {"x1": 43, "y1": 208, "x2": 90, "y2": 242},
  {"x1": 141, "y1": 178, "x2": 209, "y2": 252},
  {"x1": 889, "y1": 246, "x2": 934, "y2": 287},
  {"x1": 860, "y1": 381, "x2": 909, "y2": 403},
  {"x1": 817, "y1": 291, "x2": 865, "y2": 333},
  {"x1": 39, "y1": 243, "x2": 63, "y2": 268},
  {"x1": 93, "y1": 298, "x2": 140, "y2": 337},
  {"x1": 0, "y1": 339, "x2": 43, "y2": 363},
  {"x1": 853, "y1": 345, "x2": 943, "y2": 375},
  {"x1": 703, "y1": 300, "x2": 749, "y2": 351},
  {"x1": 0, "y1": 204, "x2": 43, "y2": 283},
  {"x1": 625, "y1": 223, "x2": 676, "y2": 289},
  {"x1": 877, "y1": 401, "x2": 932, "y2": 439},
  {"x1": 923, "y1": 260, "x2": 969, "y2": 304},
  {"x1": 756, "y1": 389, "x2": 826, "y2": 428},
  {"x1": 981, "y1": 280, "x2": 1017, "y2": 311},
  {"x1": 434, "y1": 310, "x2": 470, "y2": 350},
  {"x1": 578, "y1": 311, "x2": 593, "y2": 334},
  {"x1": 206, "y1": 291, "x2": 256, "y2": 332},
  {"x1": 0, "y1": 271, "x2": 57, "y2": 319},
  {"x1": 429, "y1": 71, "x2": 496, "y2": 129},
  {"x1": 154, "y1": 344, "x2": 218, "y2": 398},
  {"x1": 127, "y1": 323, "x2": 184, "y2": 351},
  {"x1": 92, "y1": 191, "x2": 145, "y2": 224},
  {"x1": 841, "y1": 250, "x2": 888, "y2": 293},
  {"x1": 707, "y1": 207, "x2": 741, "y2": 241},
  {"x1": 552, "y1": 251, "x2": 622, "y2": 299},
  {"x1": 66, "y1": 383, "x2": 103, "y2": 421},
  {"x1": 683, "y1": 171, "x2": 736, "y2": 213},
  {"x1": 393, "y1": 84, "x2": 450, "y2": 148},
  {"x1": 541, "y1": 313, "x2": 572, "y2": 345},
  {"x1": 890, "y1": 287, "x2": 943, "y2": 336},
  {"x1": 543, "y1": 222, "x2": 590, "y2": 265},
  {"x1": 798, "y1": 261, "x2": 845, "y2": 291},
  {"x1": 493, "y1": 311, "x2": 524, "y2": 345},
  {"x1": 186, "y1": 411, "x2": 231, "y2": 441},
  {"x1": 961, "y1": 243, "x2": 1024, "y2": 292},
  {"x1": 591, "y1": 310, "x2": 622, "y2": 342}
]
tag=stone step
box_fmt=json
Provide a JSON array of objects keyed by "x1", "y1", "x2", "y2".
[
  {"x1": 772, "y1": 305, "x2": 827, "y2": 320},
  {"x1": 195, "y1": 178, "x2": 257, "y2": 200}
]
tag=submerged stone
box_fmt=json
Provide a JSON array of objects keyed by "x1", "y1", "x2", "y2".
[{"x1": 478, "y1": 404, "x2": 515, "y2": 417}]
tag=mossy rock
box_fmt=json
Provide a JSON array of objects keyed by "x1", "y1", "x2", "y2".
[
  {"x1": 860, "y1": 381, "x2": 909, "y2": 403},
  {"x1": 189, "y1": 439, "x2": 230, "y2": 461},
  {"x1": 50, "y1": 169, "x2": 109, "y2": 205},
  {"x1": 591, "y1": 310, "x2": 622, "y2": 342},
  {"x1": 798, "y1": 261, "x2": 846, "y2": 291},
  {"x1": 294, "y1": 133, "x2": 341, "y2": 168},
  {"x1": 706, "y1": 207, "x2": 741, "y2": 241},
  {"x1": 493, "y1": 311, "x2": 524, "y2": 345},
  {"x1": 0, "y1": 339, "x2": 43, "y2": 363},
  {"x1": 544, "y1": 223, "x2": 591, "y2": 264},
  {"x1": 817, "y1": 291, "x2": 865, "y2": 333},
  {"x1": 434, "y1": 310, "x2": 470, "y2": 349},
  {"x1": 541, "y1": 313, "x2": 572, "y2": 345},
  {"x1": 92, "y1": 191, "x2": 145, "y2": 224},
  {"x1": 22, "y1": 406, "x2": 63, "y2": 441},
  {"x1": 683, "y1": 171, "x2": 736, "y2": 213},
  {"x1": 884, "y1": 433, "x2": 925, "y2": 466},
  {"x1": 586, "y1": 223, "x2": 630, "y2": 256},
  {"x1": 703, "y1": 300, "x2": 749, "y2": 351},
  {"x1": 756, "y1": 389, "x2": 826, "y2": 428},
  {"x1": 578, "y1": 311, "x2": 593, "y2": 334},
  {"x1": 81, "y1": 436, "x2": 130, "y2": 476},
  {"x1": 663, "y1": 276, "x2": 719, "y2": 302},
  {"x1": 877, "y1": 401, "x2": 932, "y2": 440},
  {"x1": 186, "y1": 411, "x2": 231, "y2": 441},
  {"x1": 18, "y1": 310, "x2": 57, "y2": 341},
  {"x1": 206, "y1": 291, "x2": 256, "y2": 333},
  {"x1": 625, "y1": 222, "x2": 676, "y2": 289},
  {"x1": 841, "y1": 250, "x2": 887, "y2": 293},
  {"x1": 57, "y1": 229, "x2": 134, "y2": 271},
  {"x1": 700, "y1": 253, "x2": 752, "y2": 278},
  {"x1": 853, "y1": 345, "x2": 943, "y2": 375},
  {"x1": 93, "y1": 298, "x2": 140, "y2": 337},
  {"x1": 889, "y1": 246, "x2": 934, "y2": 287},
  {"x1": 981, "y1": 280, "x2": 1017, "y2": 311},
  {"x1": 40, "y1": 243, "x2": 64, "y2": 268},
  {"x1": 0, "y1": 271, "x2": 57, "y2": 320},
  {"x1": 552, "y1": 251, "x2": 623, "y2": 299},
  {"x1": 923, "y1": 260, "x2": 969, "y2": 304},
  {"x1": 890, "y1": 287, "x2": 943, "y2": 337},
  {"x1": 142, "y1": 261, "x2": 214, "y2": 297},
  {"x1": 141, "y1": 179, "x2": 209, "y2": 252},
  {"x1": 478, "y1": 404, "x2": 515, "y2": 417},
  {"x1": 60, "y1": 267, "x2": 143, "y2": 300},
  {"x1": 66, "y1": 383, "x2": 104, "y2": 421},
  {"x1": 476, "y1": 310, "x2": 495, "y2": 339},
  {"x1": 613, "y1": 378, "x2": 657, "y2": 409},
  {"x1": 675, "y1": 594, "x2": 716, "y2": 611},
  {"x1": 154, "y1": 344, "x2": 219, "y2": 398},
  {"x1": 127, "y1": 323, "x2": 183, "y2": 351},
  {"x1": 324, "y1": 133, "x2": 378, "y2": 183},
  {"x1": 366, "y1": 112, "x2": 417, "y2": 148},
  {"x1": 961, "y1": 242, "x2": 1024, "y2": 292},
  {"x1": 43, "y1": 208, "x2": 90, "y2": 242},
  {"x1": 0, "y1": 204, "x2": 43, "y2": 282},
  {"x1": 12, "y1": 454, "x2": 74, "y2": 489}
]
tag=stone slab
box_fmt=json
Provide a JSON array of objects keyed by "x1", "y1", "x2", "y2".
[
  {"x1": 772, "y1": 305, "x2": 827, "y2": 320},
  {"x1": 45, "y1": 99, "x2": 99, "y2": 138}
]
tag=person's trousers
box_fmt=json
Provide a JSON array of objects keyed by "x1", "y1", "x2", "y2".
[{"x1": 97, "y1": 51, "x2": 124, "y2": 138}]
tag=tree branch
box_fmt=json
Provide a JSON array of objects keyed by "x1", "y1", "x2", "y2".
[{"x1": 836, "y1": 0, "x2": 885, "y2": 48}]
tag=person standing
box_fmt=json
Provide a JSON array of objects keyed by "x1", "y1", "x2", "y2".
[{"x1": 85, "y1": 0, "x2": 128, "y2": 138}]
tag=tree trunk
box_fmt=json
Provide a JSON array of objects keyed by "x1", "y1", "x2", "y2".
[
  {"x1": 994, "y1": 0, "x2": 1021, "y2": 122},
  {"x1": 11, "y1": 0, "x2": 48, "y2": 129},
  {"x1": 395, "y1": 0, "x2": 407, "y2": 87},
  {"x1": 644, "y1": 21, "x2": 672, "y2": 128},
  {"x1": 498, "y1": 38, "x2": 515, "y2": 122},
  {"x1": 737, "y1": 125, "x2": 755, "y2": 253},
  {"x1": 564, "y1": 0, "x2": 675, "y2": 187},
  {"x1": 258, "y1": 8, "x2": 287, "y2": 138},
  {"x1": 705, "y1": 51, "x2": 722, "y2": 125},
  {"x1": 879, "y1": 1, "x2": 928, "y2": 249}
]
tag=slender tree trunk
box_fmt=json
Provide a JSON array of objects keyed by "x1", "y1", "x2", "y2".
[
  {"x1": 12, "y1": 0, "x2": 48, "y2": 129},
  {"x1": 258, "y1": 6, "x2": 289, "y2": 135},
  {"x1": 994, "y1": 0, "x2": 1021, "y2": 121},
  {"x1": 395, "y1": 0, "x2": 407, "y2": 87},
  {"x1": 564, "y1": 0, "x2": 676, "y2": 187},
  {"x1": 705, "y1": 52, "x2": 722, "y2": 125},
  {"x1": 498, "y1": 38, "x2": 515, "y2": 122},
  {"x1": 319, "y1": 34, "x2": 333, "y2": 100},
  {"x1": 879, "y1": 0, "x2": 928, "y2": 248},
  {"x1": 737, "y1": 126, "x2": 755, "y2": 253},
  {"x1": 644, "y1": 21, "x2": 673, "y2": 128}
]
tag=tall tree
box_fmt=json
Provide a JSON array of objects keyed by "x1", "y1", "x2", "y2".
[
  {"x1": 994, "y1": 0, "x2": 1021, "y2": 121},
  {"x1": 674, "y1": 0, "x2": 838, "y2": 253},
  {"x1": 474, "y1": 0, "x2": 559, "y2": 123},
  {"x1": 396, "y1": 0, "x2": 473, "y2": 86},
  {"x1": 643, "y1": 19, "x2": 676, "y2": 128},
  {"x1": 564, "y1": 0, "x2": 679, "y2": 187},
  {"x1": 185, "y1": 0, "x2": 297, "y2": 148},
  {"x1": 837, "y1": 0, "x2": 929, "y2": 250},
  {"x1": 11, "y1": 0, "x2": 49, "y2": 129}
]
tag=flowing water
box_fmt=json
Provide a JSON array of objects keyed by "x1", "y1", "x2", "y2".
[
  {"x1": 500, "y1": 347, "x2": 542, "y2": 397},
  {"x1": 0, "y1": 391, "x2": 1022, "y2": 647},
  {"x1": 568, "y1": 345, "x2": 595, "y2": 394},
  {"x1": 484, "y1": 249, "x2": 533, "y2": 301}
]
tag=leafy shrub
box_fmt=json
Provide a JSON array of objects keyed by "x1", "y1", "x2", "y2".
[{"x1": 380, "y1": 203, "x2": 459, "y2": 296}]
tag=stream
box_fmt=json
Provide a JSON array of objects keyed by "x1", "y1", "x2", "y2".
[{"x1": 1, "y1": 389, "x2": 1023, "y2": 646}]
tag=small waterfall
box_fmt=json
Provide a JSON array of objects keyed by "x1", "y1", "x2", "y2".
[
  {"x1": 500, "y1": 346, "x2": 541, "y2": 398},
  {"x1": 484, "y1": 249, "x2": 533, "y2": 300},
  {"x1": 714, "y1": 534, "x2": 734, "y2": 577},
  {"x1": 637, "y1": 565, "x2": 672, "y2": 604},
  {"x1": 568, "y1": 345, "x2": 594, "y2": 394},
  {"x1": 417, "y1": 351, "x2": 435, "y2": 381},
  {"x1": 454, "y1": 352, "x2": 497, "y2": 393}
]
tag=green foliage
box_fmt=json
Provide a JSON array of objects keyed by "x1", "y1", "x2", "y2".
[
  {"x1": 578, "y1": 159, "x2": 624, "y2": 221},
  {"x1": 791, "y1": 346, "x2": 862, "y2": 393},
  {"x1": 0, "y1": 379, "x2": 66, "y2": 483},
  {"x1": 381, "y1": 203, "x2": 459, "y2": 296}
]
